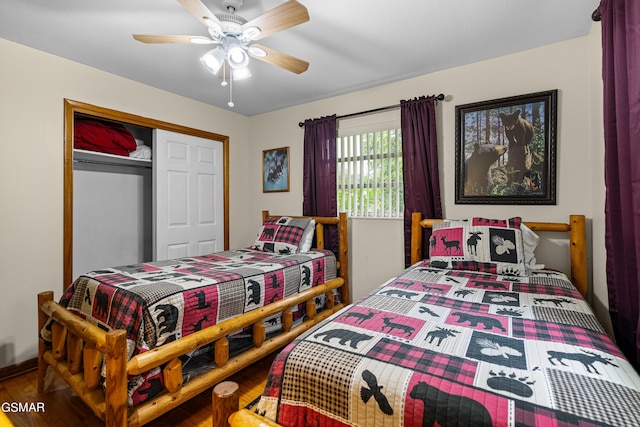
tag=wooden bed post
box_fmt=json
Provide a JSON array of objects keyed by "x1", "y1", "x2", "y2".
[
  {"x1": 570, "y1": 215, "x2": 588, "y2": 300},
  {"x1": 338, "y1": 212, "x2": 350, "y2": 305},
  {"x1": 105, "y1": 330, "x2": 128, "y2": 427},
  {"x1": 411, "y1": 212, "x2": 423, "y2": 265},
  {"x1": 37, "y1": 291, "x2": 53, "y2": 392},
  {"x1": 212, "y1": 381, "x2": 240, "y2": 427}
]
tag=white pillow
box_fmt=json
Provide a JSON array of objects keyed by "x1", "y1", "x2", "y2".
[
  {"x1": 298, "y1": 219, "x2": 316, "y2": 252},
  {"x1": 521, "y1": 223, "x2": 544, "y2": 269}
]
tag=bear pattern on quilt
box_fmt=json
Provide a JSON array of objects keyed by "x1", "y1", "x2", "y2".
[
  {"x1": 47, "y1": 247, "x2": 337, "y2": 406},
  {"x1": 255, "y1": 260, "x2": 640, "y2": 427}
]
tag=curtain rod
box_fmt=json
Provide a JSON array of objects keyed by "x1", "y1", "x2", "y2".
[
  {"x1": 592, "y1": 8, "x2": 601, "y2": 21},
  {"x1": 298, "y1": 93, "x2": 445, "y2": 127}
]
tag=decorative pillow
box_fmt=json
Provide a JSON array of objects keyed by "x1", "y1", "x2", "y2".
[
  {"x1": 429, "y1": 217, "x2": 527, "y2": 276},
  {"x1": 254, "y1": 216, "x2": 312, "y2": 254},
  {"x1": 298, "y1": 219, "x2": 316, "y2": 252}
]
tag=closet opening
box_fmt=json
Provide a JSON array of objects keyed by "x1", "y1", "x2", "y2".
[{"x1": 63, "y1": 99, "x2": 230, "y2": 289}]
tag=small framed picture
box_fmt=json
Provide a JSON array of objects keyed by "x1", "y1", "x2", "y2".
[
  {"x1": 262, "y1": 146, "x2": 290, "y2": 193},
  {"x1": 455, "y1": 90, "x2": 557, "y2": 204}
]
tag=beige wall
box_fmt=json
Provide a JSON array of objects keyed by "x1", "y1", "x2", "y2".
[
  {"x1": 0, "y1": 38, "x2": 251, "y2": 367},
  {"x1": 0, "y1": 21, "x2": 608, "y2": 369},
  {"x1": 248, "y1": 24, "x2": 609, "y2": 320}
]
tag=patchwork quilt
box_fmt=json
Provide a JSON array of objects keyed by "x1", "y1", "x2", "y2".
[
  {"x1": 255, "y1": 260, "x2": 640, "y2": 427},
  {"x1": 45, "y1": 248, "x2": 337, "y2": 405}
]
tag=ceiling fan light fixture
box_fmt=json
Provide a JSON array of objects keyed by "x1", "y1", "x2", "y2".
[
  {"x1": 200, "y1": 47, "x2": 225, "y2": 74},
  {"x1": 233, "y1": 67, "x2": 251, "y2": 80},
  {"x1": 227, "y1": 44, "x2": 249, "y2": 69}
]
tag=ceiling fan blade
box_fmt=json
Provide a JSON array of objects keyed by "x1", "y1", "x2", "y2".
[
  {"x1": 133, "y1": 34, "x2": 212, "y2": 44},
  {"x1": 249, "y1": 44, "x2": 309, "y2": 74},
  {"x1": 242, "y1": 0, "x2": 309, "y2": 41},
  {"x1": 178, "y1": 0, "x2": 223, "y2": 30}
]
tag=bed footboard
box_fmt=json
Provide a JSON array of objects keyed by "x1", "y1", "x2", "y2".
[{"x1": 37, "y1": 291, "x2": 128, "y2": 426}]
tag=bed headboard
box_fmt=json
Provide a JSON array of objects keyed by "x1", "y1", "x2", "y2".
[
  {"x1": 410, "y1": 213, "x2": 589, "y2": 299},
  {"x1": 262, "y1": 210, "x2": 350, "y2": 304}
]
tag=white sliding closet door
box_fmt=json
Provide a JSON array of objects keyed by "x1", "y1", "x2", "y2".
[{"x1": 153, "y1": 129, "x2": 224, "y2": 260}]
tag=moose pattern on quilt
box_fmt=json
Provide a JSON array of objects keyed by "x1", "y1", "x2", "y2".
[
  {"x1": 255, "y1": 260, "x2": 640, "y2": 427},
  {"x1": 49, "y1": 248, "x2": 336, "y2": 406}
]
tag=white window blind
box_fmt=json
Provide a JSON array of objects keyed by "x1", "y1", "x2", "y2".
[{"x1": 337, "y1": 112, "x2": 403, "y2": 218}]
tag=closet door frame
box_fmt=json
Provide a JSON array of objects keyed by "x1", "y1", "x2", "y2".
[{"x1": 63, "y1": 98, "x2": 230, "y2": 289}]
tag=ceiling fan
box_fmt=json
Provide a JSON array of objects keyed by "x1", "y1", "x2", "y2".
[{"x1": 133, "y1": 0, "x2": 310, "y2": 81}]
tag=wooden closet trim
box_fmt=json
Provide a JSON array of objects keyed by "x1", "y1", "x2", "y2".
[{"x1": 63, "y1": 98, "x2": 230, "y2": 289}]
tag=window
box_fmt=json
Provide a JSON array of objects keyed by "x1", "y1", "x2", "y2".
[{"x1": 337, "y1": 113, "x2": 403, "y2": 218}]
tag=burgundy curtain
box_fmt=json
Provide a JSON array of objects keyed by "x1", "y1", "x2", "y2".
[
  {"x1": 401, "y1": 96, "x2": 442, "y2": 267},
  {"x1": 599, "y1": 0, "x2": 640, "y2": 368},
  {"x1": 302, "y1": 115, "x2": 338, "y2": 251}
]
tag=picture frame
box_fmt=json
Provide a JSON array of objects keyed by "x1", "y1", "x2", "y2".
[
  {"x1": 455, "y1": 89, "x2": 557, "y2": 204},
  {"x1": 262, "y1": 146, "x2": 290, "y2": 193}
]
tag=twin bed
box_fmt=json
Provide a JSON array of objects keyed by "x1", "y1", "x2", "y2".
[
  {"x1": 39, "y1": 212, "x2": 640, "y2": 427},
  {"x1": 37, "y1": 211, "x2": 349, "y2": 426},
  {"x1": 235, "y1": 214, "x2": 640, "y2": 427}
]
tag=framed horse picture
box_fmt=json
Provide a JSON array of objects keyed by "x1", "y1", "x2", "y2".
[{"x1": 455, "y1": 90, "x2": 558, "y2": 204}]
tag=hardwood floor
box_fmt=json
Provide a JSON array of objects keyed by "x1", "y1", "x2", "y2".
[{"x1": 0, "y1": 353, "x2": 276, "y2": 427}]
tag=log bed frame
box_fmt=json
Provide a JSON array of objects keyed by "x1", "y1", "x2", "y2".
[
  {"x1": 229, "y1": 213, "x2": 589, "y2": 427},
  {"x1": 37, "y1": 211, "x2": 349, "y2": 427}
]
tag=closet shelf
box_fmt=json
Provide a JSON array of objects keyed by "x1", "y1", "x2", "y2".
[{"x1": 73, "y1": 149, "x2": 151, "y2": 168}]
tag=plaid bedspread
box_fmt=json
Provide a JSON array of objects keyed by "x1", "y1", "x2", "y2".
[
  {"x1": 49, "y1": 248, "x2": 336, "y2": 405},
  {"x1": 255, "y1": 260, "x2": 640, "y2": 427}
]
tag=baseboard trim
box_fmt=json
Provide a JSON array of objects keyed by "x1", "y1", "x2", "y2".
[{"x1": 0, "y1": 358, "x2": 38, "y2": 382}]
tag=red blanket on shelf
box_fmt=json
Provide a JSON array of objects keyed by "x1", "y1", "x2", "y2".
[{"x1": 74, "y1": 118, "x2": 138, "y2": 156}]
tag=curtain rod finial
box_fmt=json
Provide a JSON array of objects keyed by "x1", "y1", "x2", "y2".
[{"x1": 592, "y1": 9, "x2": 601, "y2": 21}]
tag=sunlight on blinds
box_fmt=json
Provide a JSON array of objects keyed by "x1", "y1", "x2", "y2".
[{"x1": 337, "y1": 127, "x2": 403, "y2": 218}]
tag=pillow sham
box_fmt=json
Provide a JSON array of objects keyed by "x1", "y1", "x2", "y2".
[
  {"x1": 429, "y1": 217, "x2": 527, "y2": 276},
  {"x1": 254, "y1": 216, "x2": 312, "y2": 254}
]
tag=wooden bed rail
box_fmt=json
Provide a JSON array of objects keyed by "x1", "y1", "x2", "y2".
[
  {"x1": 410, "y1": 213, "x2": 589, "y2": 299},
  {"x1": 38, "y1": 277, "x2": 345, "y2": 427},
  {"x1": 128, "y1": 278, "x2": 344, "y2": 375}
]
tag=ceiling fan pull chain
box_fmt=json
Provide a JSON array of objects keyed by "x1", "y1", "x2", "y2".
[
  {"x1": 221, "y1": 63, "x2": 228, "y2": 87},
  {"x1": 228, "y1": 73, "x2": 234, "y2": 108}
]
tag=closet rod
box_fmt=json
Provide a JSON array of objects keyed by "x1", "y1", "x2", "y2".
[
  {"x1": 298, "y1": 93, "x2": 445, "y2": 127},
  {"x1": 73, "y1": 158, "x2": 152, "y2": 169}
]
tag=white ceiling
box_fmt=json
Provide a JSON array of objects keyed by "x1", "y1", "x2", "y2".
[{"x1": 0, "y1": 0, "x2": 599, "y2": 116}]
